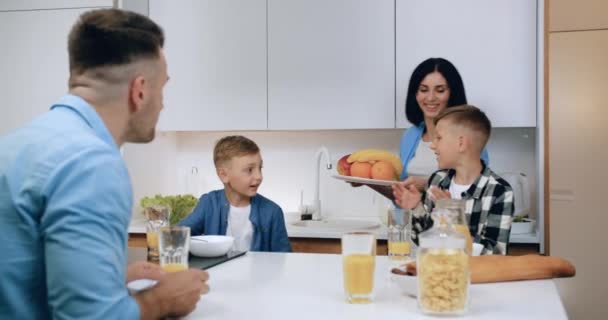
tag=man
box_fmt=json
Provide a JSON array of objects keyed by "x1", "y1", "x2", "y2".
[{"x1": 0, "y1": 9, "x2": 208, "y2": 319}]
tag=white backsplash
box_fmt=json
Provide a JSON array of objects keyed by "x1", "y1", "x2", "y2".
[{"x1": 123, "y1": 128, "x2": 537, "y2": 221}]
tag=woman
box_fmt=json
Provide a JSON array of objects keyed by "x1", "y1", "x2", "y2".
[{"x1": 398, "y1": 57, "x2": 489, "y2": 191}]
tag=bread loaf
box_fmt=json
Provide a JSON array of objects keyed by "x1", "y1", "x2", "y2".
[{"x1": 392, "y1": 254, "x2": 576, "y2": 283}]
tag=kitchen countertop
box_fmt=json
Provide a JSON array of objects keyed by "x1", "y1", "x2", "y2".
[
  {"x1": 129, "y1": 215, "x2": 388, "y2": 240},
  {"x1": 127, "y1": 249, "x2": 568, "y2": 319}
]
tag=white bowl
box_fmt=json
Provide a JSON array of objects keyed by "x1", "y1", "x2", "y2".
[
  {"x1": 391, "y1": 273, "x2": 418, "y2": 296},
  {"x1": 190, "y1": 235, "x2": 234, "y2": 257}
]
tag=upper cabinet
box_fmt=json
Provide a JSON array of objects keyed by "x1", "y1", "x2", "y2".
[
  {"x1": 0, "y1": 0, "x2": 111, "y2": 10},
  {"x1": 150, "y1": 0, "x2": 268, "y2": 131},
  {"x1": 267, "y1": 0, "x2": 395, "y2": 130},
  {"x1": 550, "y1": 0, "x2": 608, "y2": 32},
  {"x1": 0, "y1": 7, "x2": 103, "y2": 136},
  {"x1": 395, "y1": 0, "x2": 537, "y2": 128}
]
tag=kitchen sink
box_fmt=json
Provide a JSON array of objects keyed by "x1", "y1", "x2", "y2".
[{"x1": 290, "y1": 219, "x2": 381, "y2": 231}]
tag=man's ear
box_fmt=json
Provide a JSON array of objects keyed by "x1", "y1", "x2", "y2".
[
  {"x1": 128, "y1": 75, "x2": 146, "y2": 114},
  {"x1": 217, "y1": 166, "x2": 230, "y2": 184}
]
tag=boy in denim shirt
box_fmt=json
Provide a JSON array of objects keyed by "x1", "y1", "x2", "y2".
[
  {"x1": 180, "y1": 135, "x2": 291, "y2": 252},
  {"x1": 393, "y1": 105, "x2": 514, "y2": 255}
]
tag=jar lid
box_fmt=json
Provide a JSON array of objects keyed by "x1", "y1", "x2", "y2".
[{"x1": 419, "y1": 236, "x2": 466, "y2": 250}]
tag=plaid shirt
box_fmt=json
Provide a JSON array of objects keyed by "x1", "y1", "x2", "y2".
[{"x1": 411, "y1": 164, "x2": 514, "y2": 255}]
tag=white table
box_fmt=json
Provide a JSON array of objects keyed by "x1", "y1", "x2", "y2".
[{"x1": 184, "y1": 252, "x2": 568, "y2": 319}]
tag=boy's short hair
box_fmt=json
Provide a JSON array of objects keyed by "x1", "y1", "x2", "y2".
[
  {"x1": 434, "y1": 105, "x2": 492, "y2": 149},
  {"x1": 213, "y1": 136, "x2": 260, "y2": 167}
]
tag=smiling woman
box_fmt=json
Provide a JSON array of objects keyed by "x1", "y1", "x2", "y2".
[{"x1": 397, "y1": 58, "x2": 490, "y2": 192}]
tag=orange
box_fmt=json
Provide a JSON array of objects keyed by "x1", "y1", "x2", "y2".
[
  {"x1": 350, "y1": 162, "x2": 372, "y2": 179},
  {"x1": 371, "y1": 161, "x2": 397, "y2": 180}
]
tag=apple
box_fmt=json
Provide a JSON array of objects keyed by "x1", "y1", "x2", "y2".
[{"x1": 337, "y1": 154, "x2": 352, "y2": 176}]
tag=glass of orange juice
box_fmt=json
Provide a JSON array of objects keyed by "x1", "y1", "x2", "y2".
[
  {"x1": 342, "y1": 232, "x2": 376, "y2": 304},
  {"x1": 159, "y1": 226, "x2": 190, "y2": 272},
  {"x1": 144, "y1": 205, "x2": 170, "y2": 262},
  {"x1": 387, "y1": 207, "x2": 411, "y2": 261}
]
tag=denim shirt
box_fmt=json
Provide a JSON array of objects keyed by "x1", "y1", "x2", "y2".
[
  {"x1": 179, "y1": 190, "x2": 292, "y2": 252},
  {"x1": 0, "y1": 95, "x2": 138, "y2": 319}
]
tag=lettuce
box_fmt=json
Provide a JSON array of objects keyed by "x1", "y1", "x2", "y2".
[{"x1": 140, "y1": 194, "x2": 198, "y2": 225}]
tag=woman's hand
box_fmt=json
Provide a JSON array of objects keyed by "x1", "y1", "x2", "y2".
[
  {"x1": 126, "y1": 261, "x2": 166, "y2": 283},
  {"x1": 402, "y1": 176, "x2": 428, "y2": 192},
  {"x1": 392, "y1": 182, "x2": 422, "y2": 209}
]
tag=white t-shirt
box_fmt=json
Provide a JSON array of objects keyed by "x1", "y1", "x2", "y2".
[
  {"x1": 449, "y1": 181, "x2": 471, "y2": 200},
  {"x1": 226, "y1": 205, "x2": 253, "y2": 251},
  {"x1": 407, "y1": 140, "x2": 438, "y2": 177}
]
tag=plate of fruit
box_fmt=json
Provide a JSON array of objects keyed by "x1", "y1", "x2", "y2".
[{"x1": 332, "y1": 149, "x2": 403, "y2": 186}]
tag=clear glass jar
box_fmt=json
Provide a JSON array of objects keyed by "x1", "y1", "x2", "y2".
[
  {"x1": 436, "y1": 198, "x2": 472, "y2": 255},
  {"x1": 417, "y1": 204, "x2": 470, "y2": 316}
]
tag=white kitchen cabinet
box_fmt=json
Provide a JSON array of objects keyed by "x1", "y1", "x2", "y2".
[
  {"x1": 267, "y1": 0, "x2": 395, "y2": 130},
  {"x1": 395, "y1": 0, "x2": 537, "y2": 128},
  {"x1": 0, "y1": 0, "x2": 112, "y2": 11},
  {"x1": 149, "y1": 0, "x2": 267, "y2": 131},
  {"x1": 0, "y1": 8, "x2": 96, "y2": 136}
]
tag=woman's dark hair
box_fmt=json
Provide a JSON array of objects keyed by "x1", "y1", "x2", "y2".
[{"x1": 405, "y1": 58, "x2": 467, "y2": 126}]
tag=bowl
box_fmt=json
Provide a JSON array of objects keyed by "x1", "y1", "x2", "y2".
[
  {"x1": 190, "y1": 235, "x2": 234, "y2": 257},
  {"x1": 391, "y1": 273, "x2": 418, "y2": 296}
]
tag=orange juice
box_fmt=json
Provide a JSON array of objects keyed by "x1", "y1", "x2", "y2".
[
  {"x1": 388, "y1": 241, "x2": 411, "y2": 260},
  {"x1": 146, "y1": 231, "x2": 159, "y2": 260},
  {"x1": 146, "y1": 231, "x2": 159, "y2": 248},
  {"x1": 162, "y1": 263, "x2": 188, "y2": 273},
  {"x1": 343, "y1": 254, "x2": 375, "y2": 296},
  {"x1": 453, "y1": 224, "x2": 473, "y2": 255}
]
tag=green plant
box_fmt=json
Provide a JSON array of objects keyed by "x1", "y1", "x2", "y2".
[
  {"x1": 512, "y1": 216, "x2": 529, "y2": 223},
  {"x1": 140, "y1": 194, "x2": 198, "y2": 225}
]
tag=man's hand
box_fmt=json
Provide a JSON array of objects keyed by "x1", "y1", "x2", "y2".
[
  {"x1": 392, "y1": 182, "x2": 422, "y2": 209},
  {"x1": 126, "y1": 261, "x2": 166, "y2": 283},
  {"x1": 135, "y1": 268, "x2": 210, "y2": 319}
]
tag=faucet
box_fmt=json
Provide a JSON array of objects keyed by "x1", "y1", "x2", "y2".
[{"x1": 312, "y1": 146, "x2": 332, "y2": 220}]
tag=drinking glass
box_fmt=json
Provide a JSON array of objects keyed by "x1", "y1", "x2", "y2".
[
  {"x1": 144, "y1": 205, "x2": 170, "y2": 262},
  {"x1": 159, "y1": 226, "x2": 190, "y2": 272},
  {"x1": 387, "y1": 206, "x2": 412, "y2": 261},
  {"x1": 342, "y1": 232, "x2": 376, "y2": 304}
]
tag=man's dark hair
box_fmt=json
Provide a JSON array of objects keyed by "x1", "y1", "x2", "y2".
[{"x1": 68, "y1": 8, "x2": 164, "y2": 77}]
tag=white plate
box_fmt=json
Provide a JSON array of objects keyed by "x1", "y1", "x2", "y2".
[
  {"x1": 127, "y1": 278, "x2": 158, "y2": 294},
  {"x1": 331, "y1": 174, "x2": 397, "y2": 186}
]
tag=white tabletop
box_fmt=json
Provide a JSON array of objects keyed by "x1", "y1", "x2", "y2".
[{"x1": 183, "y1": 252, "x2": 568, "y2": 319}]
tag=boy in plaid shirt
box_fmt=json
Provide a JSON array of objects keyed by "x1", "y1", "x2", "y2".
[{"x1": 393, "y1": 105, "x2": 514, "y2": 255}]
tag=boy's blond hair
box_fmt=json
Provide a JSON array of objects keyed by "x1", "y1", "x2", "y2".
[
  {"x1": 434, "y1": 105, "x2": 492, "y2": 149},
  {"x1": 213, "y1": 135, "x2": 260, "y2": 167}
]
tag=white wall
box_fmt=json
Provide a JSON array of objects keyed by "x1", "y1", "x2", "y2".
[{"x1": 123, "y1": 128, "x2": 537, "y2": 222}]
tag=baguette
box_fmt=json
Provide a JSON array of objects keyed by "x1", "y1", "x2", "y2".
[{"x1": 392, "y1": 254, "x2": 576, "y2": 283}]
